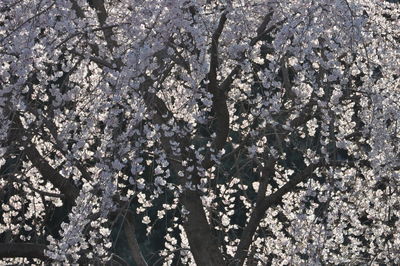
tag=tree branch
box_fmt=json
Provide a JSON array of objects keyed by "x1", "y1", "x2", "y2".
[
  {"x1": 123, "y1": 212, "x2": 148, "y2": 266},
  {"x1": 70, "y1": 49, "x2": 116, "y2": 69},
  {"x1": 138, "y1": 72, "x2": 226, "y2": 265},
  {"x1": 0, "y1": 243, "x2": 128, "y2": 265},
  {"x1": 256, "y1": 12, "x2": 274, "y2": 36},
  {"x1": 89, "y1": 0, "x2": 119, "y2": 52},
  {"x1": 0, "y1": 243, "x2": 47, "y2": 261},
  {"x1": 23, "y1": 144, "x2": 79, "y2": 204},
  {"x1": 233, "y1": 163, "x2": 321, "y2": 265},
  {"x1": 250, "y1": 18, "x2": 286, "y2": 46},
  {"x1": 202, "y1": 12, "x2": 230, "y2": 170},
  {"x1": 12, "y1": 116, "x2": 79, "y2": 205},
  {"x1": 208, "y1": 11, "x2": 227, "y2": 90},
  {"x1": 70, "y1": 0, "x2": 85, "y2": 18}
]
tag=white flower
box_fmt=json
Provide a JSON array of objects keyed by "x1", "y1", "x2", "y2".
[{"x1": 142, "y1": 216, "x2": 151, "y2": 224}]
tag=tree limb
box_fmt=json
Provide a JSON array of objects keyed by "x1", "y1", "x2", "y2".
[
  {"x1": 0, "y1": 243, "x2": 48, "y2": 261},
  {"x1": 89, "y1": 0, "x2": 119, "y2": 53},
  {"x1": 23, "y1": 144, "x2": 79, "y2": 204},
  {"x1": 123, "y1": 212, "x2": 148, "y2": 266},
  {"x1": 13, "y1": 116, "x2": 79, "y2": 205},
  {"x1": 233, "y1": 163, "x2": 321, "y2": 265},
  {"x1": 138, "y1": 72, "x2": 226, "y2": 266},
  {"x1": 202, "y1": 12, "x2": 230, "y2": 170},
  {"x1": 208, "y1": 11, "x2": 228, "y2": 90}
]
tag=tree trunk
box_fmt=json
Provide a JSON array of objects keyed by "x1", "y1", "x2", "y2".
[{"x1": 181, "y1": 190, "x2": 226, "y2": 266}]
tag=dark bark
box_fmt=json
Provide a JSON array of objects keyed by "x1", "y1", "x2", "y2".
[
  {"x1": 0, "y1": 243, "x2": 48, "y2": 261},
  {"x1": 9, "y1": 115, "x2": 79, "y2": 205},
  {"x1": 124, "y1": 212, "x2": 148, "y2": 266},
  {"x1": 180, "y1": 190, "x2": 226, "y2": 266},
  {"x1": 23, "y1": 144, "x2": 79, "y2": 204}
]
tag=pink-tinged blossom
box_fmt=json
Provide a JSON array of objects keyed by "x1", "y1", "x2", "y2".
[{"x1": 0, "y1": 0, "x2": 399, "y2": 265}]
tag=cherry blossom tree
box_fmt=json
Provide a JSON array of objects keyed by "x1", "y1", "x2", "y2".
[{"x1": 1, "y1": 0, "x2": 399, "y2": 265}]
